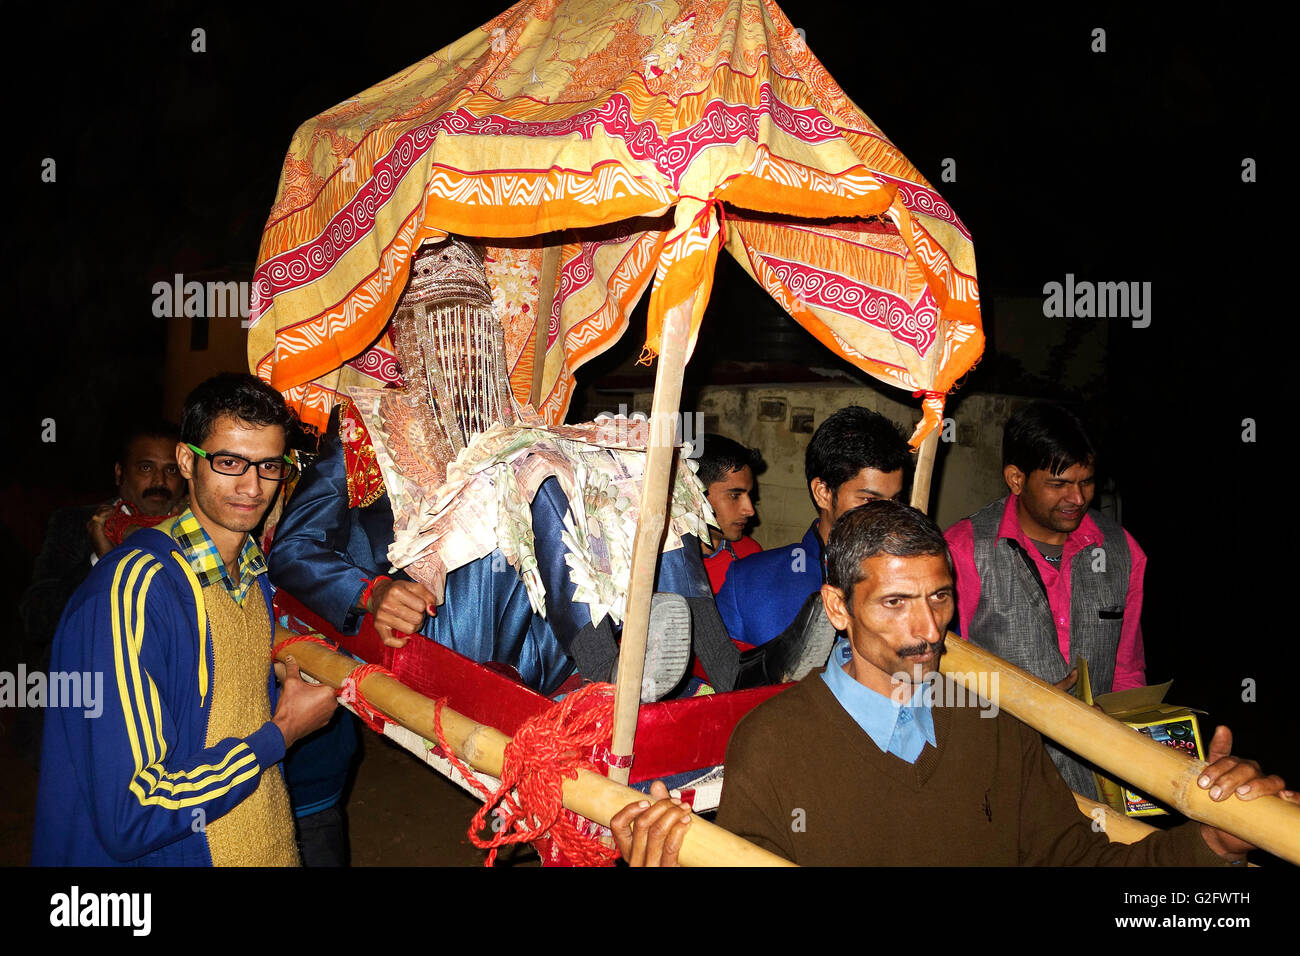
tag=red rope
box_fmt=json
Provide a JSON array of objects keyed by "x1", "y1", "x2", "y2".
[
  {"x1": 359, "y1": 575, "x2": 390, "y2": 613},
  {"x1": 274, "y1": 634, "x2": 396, "y2": 734},
  {"x1": 339, "y1": 663, "x2": 398, "y2": 733},
  {"x1": 278, "y1": 633, "x2": 619, "y2": 865},
  {"x1": 700, "y1": 196, "x2": 727, "y2": 239},
  {"x1": 433, "y1": 698, "x2": 493, "y2": 799},
  {"x1": 679, "y1": 193, "x2": 728, "y2": 241},
  {"x1": 433, "y1": 682, "x2": 621, "y2": 867},
  {"x1": 275, "y1": 633, "x2": 335, "y2": 654}
]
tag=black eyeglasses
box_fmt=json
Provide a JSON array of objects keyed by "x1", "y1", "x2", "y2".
[{"x1": 186, "y1": 444, "x2": 299, "y2": 482}]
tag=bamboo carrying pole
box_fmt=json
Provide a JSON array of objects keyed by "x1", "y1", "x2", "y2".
[
  {"x1": 939, "y1": 634, "x2": 1300, "y2": 863},
  {"x1": 274, "y1": 634, "x2": 792, "y2": 866},
  {"x1": 1073, "y1": 794, "x2": 1157, "y2": 845},
  {"x1": 606, "y1": 293, "x2": 695, "y2": 786}
]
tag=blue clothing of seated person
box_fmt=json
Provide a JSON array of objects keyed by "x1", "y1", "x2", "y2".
[
  {"x1": 715, "y1": 522, "x2": 823, "y2": 647},
  {"x1": 268, "y1": 401, "x2": 729, "y2": 698},
  {"x1": 283, "y1": 697, "x2": 357, "y2": 866}
]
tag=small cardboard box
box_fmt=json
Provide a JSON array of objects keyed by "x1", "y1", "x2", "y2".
[{"x1": 1093, "y1": 681, "x2": 1206, "y2": 817}]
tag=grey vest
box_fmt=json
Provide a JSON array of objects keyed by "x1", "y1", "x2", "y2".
[{"x1": 967, "y1": 496, "x2": 1132, "y2": 799}]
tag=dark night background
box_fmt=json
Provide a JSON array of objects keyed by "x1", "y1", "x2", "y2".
[{"x1": 0, "y1": 0, "x2": 1290, "y2": 885}]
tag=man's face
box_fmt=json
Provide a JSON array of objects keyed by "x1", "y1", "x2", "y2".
[
  {"x1": 822, "y1": 553, "x2": 955, "y2": 699},
  {"x1": 705, "y1": 465, "x2": 755, "y2": 543},
  {"x1": 177, "y1": 416, "x2": 286, "y2": 544},
  {"x1": 1005, "y1": 460, "x2": 1095, "y2": 543},
  {"x1": 813, "y1": 467, "x2": 905, "y2": 525},
  {"x1": 115, "y1": 436, "x2": 185, "y2": 516}
]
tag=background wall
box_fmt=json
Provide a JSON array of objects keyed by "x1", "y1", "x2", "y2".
[{"x1": 586, "y1": 383, "x2": 1019, "y2": 542}]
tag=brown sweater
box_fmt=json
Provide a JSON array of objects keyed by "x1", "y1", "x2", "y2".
[
  {"x1": 715, "y1": 672, "x2": 1226, "y2": 866},
  {"x1": 202, "y1": 582, "x2": 299, "y2": 867}
]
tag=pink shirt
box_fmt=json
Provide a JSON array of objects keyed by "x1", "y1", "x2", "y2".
[{"x1": 944, "y1": 495, "x2": 1147, "y2": 692}]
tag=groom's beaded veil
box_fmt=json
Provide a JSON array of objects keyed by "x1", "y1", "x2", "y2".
[{"x1": 388, "y1": 237, "x2": 519, "y2": 487}]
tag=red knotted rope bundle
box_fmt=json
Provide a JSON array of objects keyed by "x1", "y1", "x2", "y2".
[{"x1": 433, "y1": 681, "x2": 620, "y2": 867}]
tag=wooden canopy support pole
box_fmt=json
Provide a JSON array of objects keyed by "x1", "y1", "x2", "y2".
[
  {"x1": 530, "y1": 244, "x2": 562, "y2": 408},
  {"x1": 939, "y1": 635, "x2": 1300, "y2": 863},
  {"x1": 606, "y1": 293, "x2": 694, "y2": 786},
  {"x1": 274, "y1": 634, "x2": 791, "y2": 866},
  {"x1": 909, "y1": 428, "x2": 939, "y2": 512}
]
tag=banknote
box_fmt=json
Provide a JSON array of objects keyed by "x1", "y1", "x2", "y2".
[{"x1": 347, "y1": 393, "x2": 711, "y2": 625}]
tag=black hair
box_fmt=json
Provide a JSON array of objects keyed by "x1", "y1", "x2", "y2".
[
  {"x1": 804, "y1": 406, "x2": 911, "y2": 497},
  {"x1": 180, "y1": 373, "x2": 298, "y2": 447},
  {"x1": 115, "y1": 420, "x2": 181, "y2": 466},
  {"x1": 826, "y1": 499, "x2": 952, "y2": 601},
  {"x1": 695, "y1": 434, "x2": 762, "y2": 487},
  {"x1": 1002, "y1": 402, "x2": 1095, "y2": 477}
]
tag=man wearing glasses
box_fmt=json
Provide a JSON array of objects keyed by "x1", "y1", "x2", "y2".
[{"x1": 33, "y1": 373, "x2": 338, "y2": 866}]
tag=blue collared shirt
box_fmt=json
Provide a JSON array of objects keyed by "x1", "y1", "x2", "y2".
[{"x1": 820, "y1": 638, "x2": 936, "y2": 763}]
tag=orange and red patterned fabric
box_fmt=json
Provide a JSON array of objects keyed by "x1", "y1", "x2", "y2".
[{"x1": 249, "y1": 0, "x2": 981, "y2": 444}]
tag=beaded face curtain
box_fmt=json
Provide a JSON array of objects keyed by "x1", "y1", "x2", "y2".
[{"x1": 389, "y1": 237, "x2": 519, "y2": 485}]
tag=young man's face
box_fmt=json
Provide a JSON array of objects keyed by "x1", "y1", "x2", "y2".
[
  {"x1": 812, "y1": 467, "x2": 905, "y2": 526},
  {"x1": 177, "y1": 416, "x2": 286, "y2": 546},
  {"x1": 1004, "y1": 460, "x2": 1095, "y2": 543},
  {"x1": 821, "y1": 552, "x2": 955, "y2": 699},
  {"x1": 115, "y1": 435, "x2": 185, "y2": 516},
  {"x1": 705, "y1": 465, "x2": 755, "y2": 544}
]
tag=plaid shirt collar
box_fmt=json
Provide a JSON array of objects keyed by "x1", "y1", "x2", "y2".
[{"x1": 163, "y1": 508, "x2": 266, "y2": 605}]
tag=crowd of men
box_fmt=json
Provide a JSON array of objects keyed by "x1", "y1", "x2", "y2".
[
  {"x1": 24, "y1": 373, "x2": 1295, "y2": 867},
  {"x1": 21, "y1": 244, "x2": 1294, "y2": 867}
]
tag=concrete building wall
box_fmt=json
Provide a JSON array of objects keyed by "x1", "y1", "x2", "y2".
[{"x1": 590, "y1": 385, "x2": 1026, "y2": 545}]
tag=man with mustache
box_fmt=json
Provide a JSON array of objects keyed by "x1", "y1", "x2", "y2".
[
  {"x1": 87, "y1": 426, "x2": 190, "y2": 557},
  {"x1": 612, "y1": 501, "x2": 1296, "y2": 867},
  {"x1": 17, "y1": 423, "x2": 187, "y2": 762},
  {"x1": 24, "y1": 423, "x2": 186, "y2": 598},
  {"x1": 34, "y1": 374, "x2": 338, "y2": 865},
  {"x1": 944, "y1": 402, "x2": 1144, "y2": 798}
]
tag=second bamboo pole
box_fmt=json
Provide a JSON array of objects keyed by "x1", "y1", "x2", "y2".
[{"x1": 939, "y1": 634, "x2": 1300, "y2": 863}]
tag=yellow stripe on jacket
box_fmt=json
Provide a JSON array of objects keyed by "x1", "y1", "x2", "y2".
[{"x1": 108, "y1": 550, "x2": 265, "y2": 809}]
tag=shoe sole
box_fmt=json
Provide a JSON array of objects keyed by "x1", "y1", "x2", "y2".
[
  {"x1": 642, "y1": 593, "x2": 693, "y2": 701},
  {"x1": 781, "y1": 599, "x2": 836, "y2": 683}
]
